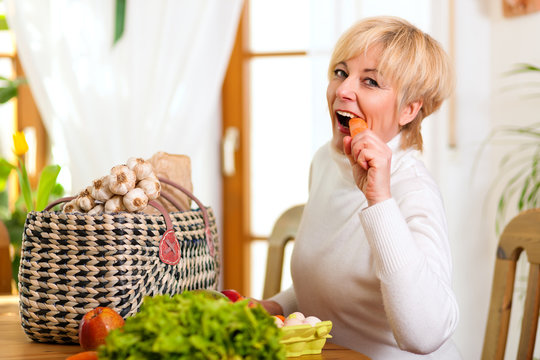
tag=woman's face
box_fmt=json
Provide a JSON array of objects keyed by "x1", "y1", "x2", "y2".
[{"x1": 327, "y1": 46, "x2": 409, "y2": 152}]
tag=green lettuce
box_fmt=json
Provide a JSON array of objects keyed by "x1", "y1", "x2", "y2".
[{"x1": 98, "y1": 291, "x2": 285, "y2": 360}]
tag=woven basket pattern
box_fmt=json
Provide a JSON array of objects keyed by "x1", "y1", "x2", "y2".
[{"x1": 18, "y1": 208, "x2": 219, "y2": 344}]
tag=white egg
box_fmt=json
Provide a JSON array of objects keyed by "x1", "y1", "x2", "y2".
[
  {"x1": 284, "y1": 317, "x2": 304, "y2": 326},
  {"x1": 286, "y1": 312, "x2": 305, "y2": 321},
  {"x1": 303, "y1": 316, "x2": 322, "y2": 327}
]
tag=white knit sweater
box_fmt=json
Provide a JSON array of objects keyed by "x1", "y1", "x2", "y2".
[{"x1": 270, "y1": 135, "x2": 461, "y2": 359}]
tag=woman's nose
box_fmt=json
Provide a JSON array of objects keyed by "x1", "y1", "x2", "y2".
[{"x1": 336, "y1": 78, "x2": 357, "y2": 101}]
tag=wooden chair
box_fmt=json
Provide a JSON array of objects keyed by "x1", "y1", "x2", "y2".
[
  {"x1": 262, "y1": 204, "x2": 304, "y2": 299},
  {"x1": 482, "y1": 209, "x2": 540, "y2": 360},
  {"x1": 0, "y1": 220, "x2": 12, "y2": 294}
]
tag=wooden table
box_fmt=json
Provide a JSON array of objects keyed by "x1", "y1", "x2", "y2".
[{"x1": 1, "y1": 296, "x2": 370, "y2": 359}]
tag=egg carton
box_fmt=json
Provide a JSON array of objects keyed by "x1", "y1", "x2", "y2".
[{"x1": 279, "y1": 320, "x2": 333, "y2": 357}]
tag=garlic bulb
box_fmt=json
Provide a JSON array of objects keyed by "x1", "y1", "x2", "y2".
[
  {"x1": 108, "y1": 165, "x2": 136, "y2": 195},
  {"x1": 76, "y1": 157, "x2": 160, "y2": 214},
  {"x1": 123, "y1": 188, "x2": 148, "y2": 212},
  {"x1": 89, "y1": 176, "x2": 113, "y2": 202},
  {"x1": 127, "y1": 157, "x2": 154, "y2": 180},
  {"x1": 105, "y1": 195, "x2": 126, "y2": 213},
  {"x1": 76, "y1": 188, "x2": 95, "y2": 212},
  {"x1": 136, "y1": 175, "x2": 161, "y2": 201},
  {"x1": 87, "y1": 203, "x2": 104, "y2": 216},
  {"x1": 63, "y1": 199, "x2": 81, "y2": 213}
]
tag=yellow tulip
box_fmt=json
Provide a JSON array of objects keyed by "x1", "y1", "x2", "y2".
[{"x1": 13, "y1": 131, "x2": 29, "y2": 156}]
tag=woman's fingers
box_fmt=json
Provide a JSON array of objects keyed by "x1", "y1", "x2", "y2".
[
  {"x1": 343, "y1": 131, "x2": 392, "y2": 204},
  {"x1": 350, "y1": 133, "x2": 384, "y2": 169},
  {"x1": 343, "y1": 135, "x2": 353, "y2": 156},
  {"x1": 356, "y1": 148, "x2": 375, "y2": 170},
  {"x1": 344, "y1": 136, "x2": 366, "y2": 169}
]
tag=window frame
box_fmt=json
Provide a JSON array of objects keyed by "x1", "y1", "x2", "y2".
[{"x1": 221, "y1": 1, "x2": 307, "y2": 295}]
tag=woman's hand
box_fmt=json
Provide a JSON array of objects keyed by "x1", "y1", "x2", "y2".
[
  {"x1": 258, "y1": 299, "x2": 283, "y2": 315},
  {"x1": 343, "y1": 130, "x2": 392, "y2": 206}
]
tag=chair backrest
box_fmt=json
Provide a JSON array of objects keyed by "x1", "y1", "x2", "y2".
[
  {"x1": 263, "y1": 204, "x2": 304, "y2": 299},
  {"x1": 482, "y1": 209, "x2": 540, "y2": 360}
]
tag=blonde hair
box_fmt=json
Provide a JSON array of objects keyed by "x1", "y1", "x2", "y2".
[{"x1": 328, "y1": 16, "x2": 455, "y2": 151}]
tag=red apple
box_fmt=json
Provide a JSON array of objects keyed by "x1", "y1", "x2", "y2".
[
  {"x1": 221, "y1": 289, "x2": 244, "y2": 302},
  {"x1": 79, "y1": 307, "x2": 125, "y2": 350}
]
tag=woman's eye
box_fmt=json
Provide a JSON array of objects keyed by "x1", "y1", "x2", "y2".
[
  {"x1": 334, "y1": 69, "x2": 348, "y2": 78},
  {"x1": 364, "y1": 78, "x2": 379, "y2": 87}
]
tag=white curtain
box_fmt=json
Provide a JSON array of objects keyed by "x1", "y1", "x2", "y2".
[{"x1": 5, "y1": 0, "x2": 243, "y2": 217}]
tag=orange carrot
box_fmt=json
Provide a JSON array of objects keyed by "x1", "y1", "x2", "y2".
[
  {"x1": 349, "y1": 118, "x2": 368, "y2": 137},
  {"x1": 66, "y1": 351, "x2": 98, "y2": 360}
]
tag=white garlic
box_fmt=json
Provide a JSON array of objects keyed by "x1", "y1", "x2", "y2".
[
  {"x1": 89, "y1": 176, "x2": 113, "y2": 202},
  {"x1": 123, "y1": 188, "x2": 149, "y2": 212},
  {"x1": 87, "y1": 203, "x2": 104, "y2": 216},
  {"x1": 127, "y1": 157, "x2": 154, "y2": 180},
  {"x1": 63, "y1": 199, "x2": 81, "y2": 213},
  {"x1": 104, "y1": 195, "x2": 126, "y2": 213},
  {"x1": 76, "y1": 187, "x2": 95, "y2": 212},
  {"x1": 108, "y1": 165, "x2": 136, "y2": 195},
  {"x1": 136, "y1": 175, "x2": 161, "y2": 200}
]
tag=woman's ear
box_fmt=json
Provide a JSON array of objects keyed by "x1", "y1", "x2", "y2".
[{"x1": 398, "y1": 100, "x2": 423, "y2": 127}]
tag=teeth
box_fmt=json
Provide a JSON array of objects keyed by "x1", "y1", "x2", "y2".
[{"x1": 336, "y1": 110, "x2": 355, "y2": 118}]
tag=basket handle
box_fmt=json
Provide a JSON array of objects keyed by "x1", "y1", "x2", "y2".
[
  {"x1": 43, "y1": 177, "x2": 215, "y2": 264},
  {"x1": 157, "y1": 177, "x2": 214, "y2": 258}
]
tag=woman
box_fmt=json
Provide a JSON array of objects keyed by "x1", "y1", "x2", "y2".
[{"x1": 260, "y1": 16, "x2": 461, "y2": 359}]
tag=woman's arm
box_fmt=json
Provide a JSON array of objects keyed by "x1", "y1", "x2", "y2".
[
  {"x1": 263, "y1": 286, "x2": 298, "y2": 316},
  {"x1": 259, "y1": 300, "x2": 283, "y2": 315},
  {"x1": 343, "y1": 131, "x2": 458, "y2": 353},
  {"x1": 360, "y1": 189, "x2": 459, "y2": 354}
]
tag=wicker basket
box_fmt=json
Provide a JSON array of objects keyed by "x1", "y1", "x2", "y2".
[{"x1": 18, "y1": 178, "x2": 219, "y2": 344}]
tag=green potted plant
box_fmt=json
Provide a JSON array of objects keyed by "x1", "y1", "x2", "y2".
[
  {"x1": 0, "y1": 131, "x2": 63, "y2": 286},
  {"x1": 0, "y1": 76, "x2": 26, "y2": 290},
  {"x1": 481, "y1": 63, "x2": 540, "y2": 233},
  {"x1": 0, "y1": 10, "x2": 62, "y2": 290}
]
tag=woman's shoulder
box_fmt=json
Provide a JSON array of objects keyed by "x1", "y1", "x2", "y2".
[
  {"x1": 313, "y1": 141, "x2": 331, "y2": 159},
  {"x1": 390, "y1": 153, "x2": 448, "y2": 228},
  {"x1": 311, "y1": 141, "x2": 335, "y2": 169},
  {"x1": 391, "y1": 150, "x2": 442, "y2": 202}
]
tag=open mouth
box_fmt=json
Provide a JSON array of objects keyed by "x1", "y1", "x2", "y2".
[{"x1": 336, "y1": 110, "x2": 358, "y2": 128}]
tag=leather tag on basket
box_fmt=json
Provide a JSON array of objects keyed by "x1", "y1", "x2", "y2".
[
  {"x1": 144, "y1": 152, "x2": 193, "y2": 215},
  {"x1": 159, "y1": 229, "x2": 181, "y2": 265}
]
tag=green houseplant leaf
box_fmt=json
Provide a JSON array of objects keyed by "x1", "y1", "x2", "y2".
[
  {"x1": 507, "y1": 63, "x2": 540, "y2": 74},
  {"x1": 35, "y1": 164, "x2": 61, "y2": 211},
  {"x1": 0, "y1": 14, "x2": 9, "y2": 31},
  {"x1": 0, "y1": 158, "x2": 15, "y2": 192},
  {"x1": 15, "y1": 158, "x2": 33, "y2": 211},
  {"x1": 0, "y1": 76, "x2": 26, "y2": 104},
  {"x1": 114, "y1": 0, "x2": 126, "y2": 45},
  {"x1": 479, "y1": 125, "x2": 540, "y2": 233}
]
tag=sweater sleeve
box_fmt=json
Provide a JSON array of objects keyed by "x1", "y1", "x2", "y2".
[
  {"x1": 360, "y1": 196, "x2": 459, "y2": 355},
  {"x1": 268, "y1": 286, "x2": 298, "y2": 316}
]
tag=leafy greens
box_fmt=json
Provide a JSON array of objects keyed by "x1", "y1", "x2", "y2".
[{"x1": 98, "y1": 291, "x2": 285, "y2": 359}]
